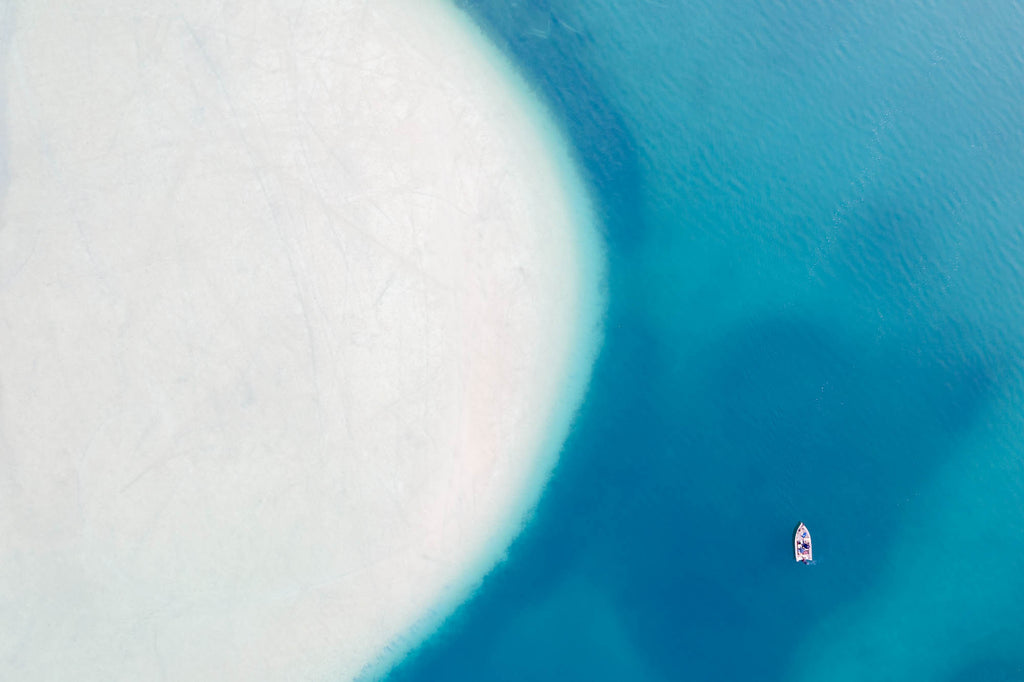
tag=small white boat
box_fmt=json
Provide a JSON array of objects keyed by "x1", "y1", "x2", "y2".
[{"x1": 794, "y1": 523, "x2": 812, "y2": 563}]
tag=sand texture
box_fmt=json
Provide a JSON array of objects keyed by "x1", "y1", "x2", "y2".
[{"x1": 0, "y1": 1, "x2": 602, "y2": 679}]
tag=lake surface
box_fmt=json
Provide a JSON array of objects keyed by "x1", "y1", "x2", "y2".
[{"x1": 383, "y1": 1, "x2": 1024, "y2": 679}]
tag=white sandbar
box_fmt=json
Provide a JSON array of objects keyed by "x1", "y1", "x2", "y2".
[{"x1": 0, "y1": 1, "x2": 603, "y2": 679}]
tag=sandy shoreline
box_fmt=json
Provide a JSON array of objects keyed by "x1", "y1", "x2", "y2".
[{"x1": 0, "y1": 1, "x2": 603, "y2": 679}]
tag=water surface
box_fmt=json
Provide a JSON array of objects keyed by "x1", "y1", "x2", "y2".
[{"x1": 384, "y1": 1, "x2": 1024, "y2": 679}]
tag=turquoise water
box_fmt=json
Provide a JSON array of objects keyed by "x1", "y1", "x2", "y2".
[{"x1": 384, "y1": 1, "x2": 1024, "y2": 679}]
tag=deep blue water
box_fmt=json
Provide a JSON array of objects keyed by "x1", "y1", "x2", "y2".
[{"x1": 384, "y1": 1, "x2": 1024, "y2": 679}]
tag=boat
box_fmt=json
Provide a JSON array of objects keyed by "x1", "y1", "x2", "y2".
[{"x1": 794, "y1": 523, "x2": 812, "y2": 563}]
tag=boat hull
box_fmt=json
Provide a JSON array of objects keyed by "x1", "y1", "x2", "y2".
[{"x1": 794, "y1": 523, "x2": 812, "y2": 563}]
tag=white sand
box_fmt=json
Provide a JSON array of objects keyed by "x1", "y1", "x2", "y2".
[{"x1": 0, "y1": 1, "x2": 603, "y2": 679}]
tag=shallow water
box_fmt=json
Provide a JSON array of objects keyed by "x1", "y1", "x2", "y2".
[{"x1": 383, "y1": 1, "x2": 1024, "y2": 679}]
